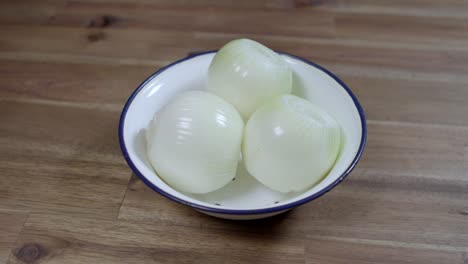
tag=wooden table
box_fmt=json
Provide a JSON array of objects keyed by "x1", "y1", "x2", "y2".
[{"x1": 1, "y1": 1, "x2": 467, "y2": 263}]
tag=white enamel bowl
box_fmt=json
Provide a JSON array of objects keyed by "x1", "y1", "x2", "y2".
[{"x1": 119, "y1": 51, "x2": 367, "y2": 220}]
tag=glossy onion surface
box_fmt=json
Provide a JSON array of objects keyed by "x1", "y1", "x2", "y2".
[
  {"x1": 243, "y1": 95, "x2": 341, "y2": 193},
  {"x1": 146, "y1": 91, "x2": 244, "y2": 194},
  {"x1": 207, "y1": 39, "x2": 292, "y2": 119}
]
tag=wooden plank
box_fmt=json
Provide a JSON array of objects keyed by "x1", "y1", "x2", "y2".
[
  {"x1": 336, "y1": 13, "x2": 468, "y2": 46},
  {"x1": 0, "y1": 212, "x2": 28, "y2": 264},
  {"x1": 118, "y1": 174, "x2": 216, "y2": 226},
  {"x1": 332, "y1": 0, "x2": 468, "y2": 18},
  {"x1": 294, "y1": 44, "x2": 468, "y2": 75},
  {"x1": 360, "y1": 121, "x2": 468, "y2": 181},
  {"x1": 46, "y1": 3, "x2": 335, "y2": 38},
  {"x1": 0, "y1": 0, "x2": 332, "y2": 29},
  {"x1": 5, "y1": 0, "x2": 467, "y2": 19},
  {"x1": 0, "y1": 25, "x2": 192, "y2": 63},
  {"x1": 2, "y1": 1, "x2": 464, "y2": 49},
  {"x1": 2, "y1": 24, "x2": 466, "y2": 78},
  {"x1": 344, "y1": 76, "x2": 468, "y2": 126},
  {"x1": 0, "y1": 0, "x2": 64, "y2": 26},
  {"x1": 7, "y1": 214, "x2": 304, "y2": 264},
  {"x1": 68, "y1": 0, "x2": 301, "y2": 9},
  {"x1": 305, "y1": 238, "x2": 464, "y2": 264},
  {"x1": 0, "y1": 60, "x2": 157, "y2": 105},
  {"x1": 68, "y1": 0, "x2": 468, "y2": 18},
  {"x1": 118, "y1": 174, "x2": 301, "y2": 232},
  {"x1": 118, "y1": 121, "x2": 468, "y2": 249},
  {"x1": 0, "y1": 24, "x2": 460, "y2": 70},
  {"x1": 295, "y1": 183, "x2": 468, "y2": 248},
  {"x1": 0, "y1": 101, "x2": 130, "y2": 218},
  {"x1": 0, "y1": 1, "x2": 334, "y2": 38}
]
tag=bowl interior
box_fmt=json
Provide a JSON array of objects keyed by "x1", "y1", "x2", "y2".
[{"x1": 121, "y1": 52, "x2": 364, "y2": 211}]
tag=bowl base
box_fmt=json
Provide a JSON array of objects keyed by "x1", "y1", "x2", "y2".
[
  {"x1": 186, "y1": 158, "x2": 303, "y2": 211},
  {"x1": 197, "y1": 208, "x2": 291, "y2": 220}
]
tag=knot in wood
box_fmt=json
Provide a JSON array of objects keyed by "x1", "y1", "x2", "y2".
[{"x1": 15, "y1": 243, "x2": 46, "y2": 263}]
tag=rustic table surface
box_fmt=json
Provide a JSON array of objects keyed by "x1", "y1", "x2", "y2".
[{"x1": 1, "y1": 1, "x2": 468, "y2": 263}]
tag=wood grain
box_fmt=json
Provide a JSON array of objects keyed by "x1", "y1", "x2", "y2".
[
  {"x1": 345, "y1": 76, "x2": 468, "y2": 126},
  {"x1": 0, "y1": 60, "x2": 156, "y2": 105},
  {"x1": 8, "y1": 214, "x2": 304, "y2": 264},
  {"x1": 0, "y1": 212, "x2": 28, "y2": 264},
  {"x1": 0, "y1": 25, "x2": 192, "y2": 64},
  {"x1": 0, "y1": 101, "x2": 130, "y2": 218},
  {"x1": 335, "y1": 13, "x2": 468, "y2": 46},
  {"x1": 3, "y1": 1, "x2": 335, "y2": 38},
  {"x1": 305, "y1": 238, "x2": 464, "y2": 264},
  {"x1": 1, "y1": 0, "x2": 467, "y2": 263}
]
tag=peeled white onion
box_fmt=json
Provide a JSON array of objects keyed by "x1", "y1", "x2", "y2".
[
  {"x1": 207, "y1": 39, "x2": 292, "y2": 119},
  {"x1": 146, "y1": 91, "x2": 244, "y2": 194},
  {"x1": 243, "y1": 95, "x2": 341, "y2": 193}
]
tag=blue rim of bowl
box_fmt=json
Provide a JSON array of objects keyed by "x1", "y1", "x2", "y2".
[{"x1": 119, "y1": 50, "x2": 367, "y2": 215}]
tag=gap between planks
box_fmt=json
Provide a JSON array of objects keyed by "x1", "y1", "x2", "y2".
[
  {"x1": 330, "y1": 5, "x2": 468, "y2": 19},
  {"x1": 307, "y1": 235, "x2": 468, "y2": 253},
  {"x1": 115, "y1": 173, "x2": 134, "y2": 220},
  {"x1": 0, "y1": 51, "x2": 171, "y2": 67},
  {"x1": 0, "y1": 97, "x2": 122, "y2": 112}
]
